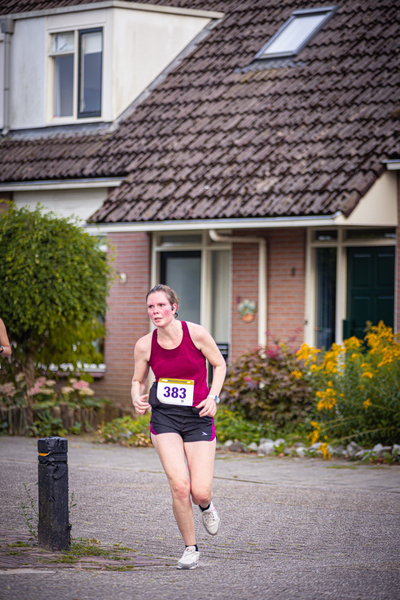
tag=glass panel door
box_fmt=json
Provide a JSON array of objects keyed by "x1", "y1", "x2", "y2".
[
  {"x1": 160, "y1": 251, "x2": 201, "y2": 324},
  {"x1": 316, "y1": 247, "x2": 336, "y2": 349}
]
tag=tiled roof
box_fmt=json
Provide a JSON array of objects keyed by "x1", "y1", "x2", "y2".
[
  {"x1": 0, "y1": 0, "x2": 399, "y2": 223},
  {"x1": 0, "y1": 0, "x2": 227, "y2": 15}
]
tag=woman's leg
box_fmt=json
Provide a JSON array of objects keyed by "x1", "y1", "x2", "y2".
[
  {"x1": 184, "y1": 439, "x2": 216, "y2": 507},
  {"x1": 151, "y1": 432, "x2": 196, "y2": 546}
]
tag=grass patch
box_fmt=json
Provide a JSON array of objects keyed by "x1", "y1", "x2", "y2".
[
  {"x1": 46, "y1": 537, "x2": 136, "y2": 566},
  {"x1": 326, "y1": 465, "x2": 359, "y2": 470},
  {"x1": 8, "y1": 541, "x2": 31, "y2": 548}
]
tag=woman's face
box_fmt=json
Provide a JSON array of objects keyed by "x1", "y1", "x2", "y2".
[{"x1": 147, "y1": 291, "x2": 177, "y2": 327}]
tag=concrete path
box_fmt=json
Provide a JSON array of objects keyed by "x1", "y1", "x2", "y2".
[{"x1": 1, "y1": 436, "x2": 399, "y2": 600}]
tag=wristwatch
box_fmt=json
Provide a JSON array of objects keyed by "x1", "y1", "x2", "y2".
[
  {"x1": 0, "y1": 345, "x2": 4, "y2": 354},
  {"x1": 208, "y1": 394, "x2": 220, "y2": 404}
]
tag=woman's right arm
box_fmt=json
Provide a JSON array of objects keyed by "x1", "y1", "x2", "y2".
[
  {"x1": 131, "y1": 335, "x2": 151, "y2": 415},
  {"x1": 0, "y1": 319, "x2": 12, "y2": 358}
]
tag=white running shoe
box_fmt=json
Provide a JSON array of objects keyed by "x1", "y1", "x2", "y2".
[
  {"x1": 177, "y1": 546, "x2": 200, "y2": 570},
  {"x1": 200, "y1": 501, "x2": 220, "y2": 535}
]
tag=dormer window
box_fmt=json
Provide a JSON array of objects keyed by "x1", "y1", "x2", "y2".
[
  {"x1": 49, "y1": 28, "x2": 103, "y2": 120},
  {"x1": 255, "y1": 6, "x2": 336, "y2": 59}
]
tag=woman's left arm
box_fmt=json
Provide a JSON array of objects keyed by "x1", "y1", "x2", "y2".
[
  {"x1": 188, "y1": 323, "x2": 226, "y2": 418},
  {"x1": 0, "y1": 319, "x2": 12, "y2": 358}
]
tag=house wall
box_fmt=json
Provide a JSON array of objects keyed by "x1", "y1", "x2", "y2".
[
  {"x1": 0, "y1": 34, "x2": 4, "y2": 130},
  {"x1": 6, "y1": 7, "x2": 211, "y2": 130},
  {"x1": 230, "y1": 242, "x2": 259, "y2": 361},
  {"x1": 112, "y1": 9, "x2": 211, "y2": 120},
  {"x1": 13, "y1": 187, "x2": 109, "y2": 222},
  {"x1": 10, "y1": 17, "x2": 46, "y2": 129},
  {"x1": 92, "y1": 232, "x2": 151, "y2": 406},
  {"x1": 267, "y1": 229, "x2": 306, "y2": 347}
]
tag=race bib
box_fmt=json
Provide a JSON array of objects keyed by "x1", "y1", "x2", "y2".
[{"x1": 157, "y1": 378, "x2": 194, "y2": 406}]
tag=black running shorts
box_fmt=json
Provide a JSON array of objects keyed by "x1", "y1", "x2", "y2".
[{"x1": 150, "y1": 405, "x2": 216, "y2": 443}]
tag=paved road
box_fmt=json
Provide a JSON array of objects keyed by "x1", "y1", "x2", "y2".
[{"x1": 1, "y1": 436, "x2": 399, "y2": 600}]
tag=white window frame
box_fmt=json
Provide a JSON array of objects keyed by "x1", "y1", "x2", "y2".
[
  {"x1": 47, "y1": 27, "x2": 103, "y2": 125},
  {"x1": 151, "y1": 230, "x2": 232, "y2": 342},
  {"x1": 256, "y1": 6, "x2": 337, "y2": 60}
]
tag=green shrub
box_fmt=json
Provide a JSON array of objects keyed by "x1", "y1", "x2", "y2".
[
  {"x1": 214, "y1": 406, "x2": 270, "y2": 444},
  {"x1": 27, "y1": 409, "x2": 67, "y2": 438},
  {"x1": 0, "y1": 204, "x2": 115, "y2": 392},
  {"x1": 298, "y1": 322, "x2": 400, "y2": 446},
  {"x1": 221, "y1": 342, "x2": 312, "y2": 427},
  {"x1": 98, "y1": 415, "x2": 151, "y2": 447}
]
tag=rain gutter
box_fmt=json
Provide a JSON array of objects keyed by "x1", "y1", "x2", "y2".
[
  {"x1": 86, "y1": 212, "x2": 343, "y2": 233},
  {"x1": 0, "y1": 18, "x2": 14, "y2": 137}
]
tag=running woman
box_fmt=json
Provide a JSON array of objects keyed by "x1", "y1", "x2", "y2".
[{"x1": 132, "y1": 284, "x2": 226, "y2": 570}]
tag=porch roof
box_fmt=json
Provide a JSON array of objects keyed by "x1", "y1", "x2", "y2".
[{"x1": 0, "y1": 0, "x2": 399, "y2": 223}]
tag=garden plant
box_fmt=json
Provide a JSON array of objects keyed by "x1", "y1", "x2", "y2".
[
  {"x1": 296, "y1": 322, "x2": 400, "y2": 450},
  {"x1": 0, "y1": 204, "x2": 115, "y2": 393}
]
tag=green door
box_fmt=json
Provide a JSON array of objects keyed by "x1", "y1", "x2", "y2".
[{"x1": 346, "y1": 246, "x2": 395, "y2": 339}]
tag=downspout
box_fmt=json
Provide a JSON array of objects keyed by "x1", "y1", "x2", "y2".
[
  {"x1": 209, "y1": 230, "x2": 267, "y2": 347},
  {"x1": 1, "y1": 18, "x2": 14, "y2": 136}
]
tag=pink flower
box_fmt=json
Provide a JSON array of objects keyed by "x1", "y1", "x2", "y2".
[
  {"x1": 72, "y1": 380, "x2": 90, "y2": 390},
  {"x1": 244, "y1": 376, "x2": 251, "y2": 382},
  {"x1": 27, "y1": 384, "x2": 42, "y2": 396},
  {"x1": 0, "y1": 382, "x2": 16, "y2": 397},
  {"x1": 35, "y1": 377, "x2": 47, "y2": 386}
]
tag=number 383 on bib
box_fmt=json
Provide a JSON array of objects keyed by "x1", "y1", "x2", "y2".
[{"x1": 157, "y1": 378, "x2": 195, "y2": 406}]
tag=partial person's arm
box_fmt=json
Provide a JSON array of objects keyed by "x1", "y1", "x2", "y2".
[
  {"x1": 131, "y1": 335, "x2": 151, "y2": 415},
  {"x1": 0, "y1": 319, "x2": 12, "y2": 358},
  {"x1": 188, "y1": 323, "x2": 226, "y2": 418}
]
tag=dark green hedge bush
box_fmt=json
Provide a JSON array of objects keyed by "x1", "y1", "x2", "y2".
[{"x1": 221, "y1": 343, "x2": 312, "y2": 427}]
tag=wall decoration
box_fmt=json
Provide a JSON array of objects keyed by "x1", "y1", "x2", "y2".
[{"x1": 237, "y1": 298, "x2": 257, "y2": 323}]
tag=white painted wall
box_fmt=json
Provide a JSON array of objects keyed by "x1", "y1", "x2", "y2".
[
  {"x1": 112, "y1": 9, "x2": 210, "y2": 119},
  {"x1": 10, "y1": 17, "x2": 46, "y2": 129},
  {"x1": 334, "y1": 171, "x2": 398, "y2": 226},
  {"x1": 13, "y1": 187, "x2": 109, "y2": 222}
]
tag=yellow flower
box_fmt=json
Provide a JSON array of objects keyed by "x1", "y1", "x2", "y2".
[
  {"x1": 296, "y1": 343, "x2": 310, "y2": 362},
  {"x1": 344, "y1": 336, "x2": 361, "y2": 350},
  {"x1": 361, "y1": 372, "x2": 373, "y2": 379},
  {"x1": 291, "y1": 370, "x2": 303, "y2": 379},
  {"x1": 363, "y1": 398, "x2": 371, "y2": 409},
  {"x1": 310, "y1": 364, "x2": 318, "y2": 372},
  {"x1": 309, "y1": 421, "x2": 321, "y2": 444},
  {"x1": 320, "y1": 442, "x2": 329, "y2": 460}
]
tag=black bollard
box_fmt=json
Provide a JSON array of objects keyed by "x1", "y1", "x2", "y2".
[{"x1": 38, "y1": 436, "x2": 71, "y2": 551}]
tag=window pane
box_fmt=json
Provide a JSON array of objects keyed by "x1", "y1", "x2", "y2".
[
  {"x1": 51, "y1": 32, "x2": 74, "y2": 53},
  {"x1": 316, "y1": 247, "x2": 336, "y2": 350},
  {"x1": 314, "y1": 230, "x2": 337, "y2": 242},
  {"x1": 79, "y1": 30, "x2": 102, "y2": 116},
  {"x1": 345, "y1": 228, "x2": 396, "y2": 241},
  {"x1": 160, "y1": 252, "x2": 201, "y2": 324},
  {"x1": 54, "y1": 54, "x2": 74, "y2": 117},
  {"x1": 262, "y1": 14, "x2": 326, "y2": 56}
]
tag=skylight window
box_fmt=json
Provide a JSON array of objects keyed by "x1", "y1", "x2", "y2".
[{"x1": 256, "y1": 6, "x2": 336, "y2": 59}]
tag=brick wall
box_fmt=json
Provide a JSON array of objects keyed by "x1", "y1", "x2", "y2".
[
  {"x1": 92, "y1": 232, "x2": 150, "y2": 406},
  {"x1": 231, "y1": 242, "x2": 259, "y2": 361},
  {"x1": 267, "y1": 228, "x2": 306, "y2": 347},
  {"x1": 230, "y1": 228, "x2": 306, "y2": 362}
]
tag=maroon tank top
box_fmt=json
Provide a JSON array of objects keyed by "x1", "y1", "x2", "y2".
[{"x1": 149, "y1": 321, "x2": 209, "y2": 408}]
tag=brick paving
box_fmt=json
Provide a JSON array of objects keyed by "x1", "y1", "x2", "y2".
[
  {"x1": 0, "y1": 529, "x2": 171, "y2": 571},
  {"x1": 1, "y1": 436, "x2": 400, "y2": 599}
]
